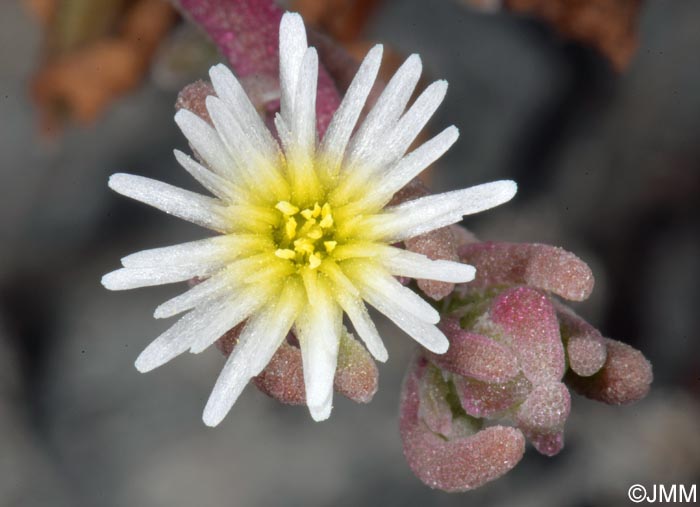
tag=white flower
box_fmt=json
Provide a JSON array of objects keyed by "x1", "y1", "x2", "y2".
[{"x1": 102, "y1": 12, "x2": 516, "y2": 426}]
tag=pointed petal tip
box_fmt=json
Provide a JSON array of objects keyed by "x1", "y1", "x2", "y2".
[
  {"x1": 406, "y1": 53, "x2": 422, "y2": 65},
  {"x1": 202, "y1": 395, "x2": 231, "y2": 427},
  {"x1": 373, "y1": 348, "x2": 389, "y2": 363},
  {"x1": 280, "y1": 11, "x2": 306, "y2": 38},
  {"x1": 499, "y1": 179, "x2": 518, "y2": 201},
  {"x1": 456, "y1": 263, "x2": 477, "y2": 283},
  {"x1": 101, "y1": 272, "x2": 116, "y2": 289},
  {"x1": 281, "y1": 11, "x2": 304, "y2": 23},
  {"x1": 202, "y1": 409, "x2": 223, "y2": 427},
  {"x1": 173, "y1": 107, "x2": 191, "y2": 124},
  {"x1": 368, "y1": 43, "x2": 384, "y2": 56},
  {"x1": 101, "y1": 269, "x2": 126, "y2": 290},
  {"x1": 152, "y1": 307, "x2": 169, "y2": 319},
  {"x1": 134, "y1": 352, "x2": 156, "y2": 373},
  {"x1": 425, "y1": 334, "x2": 450, "y2": 355},
  {"x1": 208, "y1": 62, "x2": 230, "y2": 79},
  {"x1": 107, "y1": 173, "x2": 129, "y2": 192},
  {"x1": 308, "y1": 402, "x2": 332, "y2": 422}
]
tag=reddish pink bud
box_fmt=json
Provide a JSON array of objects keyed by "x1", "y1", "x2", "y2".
[
  {"x1": 333, "y1": 332, "x2": 379, "y2": 404},
  {"x1": 429, "y1": 318, "x2": 519, "y2": 383},
  {"x1": 400, "y1": 355, "x2": 526, "y2": 492},
  {"x1": 175, "y1": 79, "x2": 215, "y2": 123},
  {"x1": 556, "y1": 303, "x2": 607, "y2": 377},
  {"x1": 214, "y1": 322, "x2": 244, "y2": 356},
  {"x1": 453, "y1": 374, "x2": 531, "y2": 418},
  {"x1": 529, "y1": 431, "x2": 565, "y2": 457},
  {"x1": 515, "y1": 382, "x2": 570, "y2": 456},
  {"x1": 460, "y1": 242, "x2": 595, "y2": 302},
  {"x1": 491, "y1": 287, "x2": 565, "y2": 385},
  {"x1": 253, "y1": 341, "x2": 306, "y2": 405},
  {"x1": 566, "y1": 338, "x2": 653, "y2": 405}
]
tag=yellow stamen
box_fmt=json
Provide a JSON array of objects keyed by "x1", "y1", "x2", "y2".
[
  {"x1": 285, "y1": 216, "x2": 297, "y2": 239},
  {"x1": 294, "y1": 238, "x2": 315, "y2": 255},
  {"x1": 275, "y1": 201, "x2": 299, "y2": 216},
  {"x1": 319, "y1": 214, "x2": 333, "y2": 228},
  {"x1": 307, "y1": 226, "x2": 323, "y2": 240},
  {"x1": 301, "y1": 208, "x2": 314, "y2": 220},
  {"x1": 312, "y1": 202, "x2": 322, "y2": 218},
  {"x1": 308, "y1": 253, "x2": 322, "y2": 269},
  {"x1": 324, "y1": 241, "x2": 337, "y2": 252},
  {"x1": 321, "y1": 203, "x2": 331, "y2": 218},
  {"x1": 275, "y1": 248, "x2": 296, "y2": 260}
]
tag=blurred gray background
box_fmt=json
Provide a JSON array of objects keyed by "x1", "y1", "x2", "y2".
[{"x1": 1, "y1": 0, "x2": 699, "y2": 506}]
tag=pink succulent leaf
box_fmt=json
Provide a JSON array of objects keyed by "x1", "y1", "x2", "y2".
[
  {"x1": 417, "y1": 360, "x2": 454, "y2": 437},
  {"x1": 333, "y1": 330, "x2": 379, "y2": 404},
  {"x1": 491, "y1": 287, "x2": 566, "y2": 385},
  {"x1": 555, "y1": 301, "x2": 607, "y2": 377},
  {"x1": 516, "y1": 382, "x2": 571, "y2": 432},
  {"x1": 565, "y1": 338, "x2": 653, "y2": 405},
  {"x1": 459, "y1": 242, "x2": 594, "y2": 302},
  {"x1": 174, "y1": 0, "x2": 341, "y2": 136},
  {"x1": 450, "y1": 225, "x2": 479, "y2": 248},
  {"x1": 401, "y1": 355, "x2": 525, "y2": 492},
  {"x1": 529, "y1": 431, "x2": 565, "y2": 457},
  {"x1": 453, "y1": 373, "x2": 531, "y2": 418},
  {"x1": 428, "y1": 317, "x2": 520, "y2": 383}
]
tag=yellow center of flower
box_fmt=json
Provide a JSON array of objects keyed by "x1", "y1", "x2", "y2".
[{"x1": 273, "y1": 200, "x2": 337, "y2": 270}]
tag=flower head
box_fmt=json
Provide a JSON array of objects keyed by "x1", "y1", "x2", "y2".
[{"x1": 102, "y1": 12, "x2": 516, "y2": 426}]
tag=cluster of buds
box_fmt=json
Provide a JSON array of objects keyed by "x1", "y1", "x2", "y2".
[{"x1": 399, "y1": 235, "x2": 653, "y2": 491}]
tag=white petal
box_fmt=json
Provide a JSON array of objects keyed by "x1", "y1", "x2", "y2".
[
  {"x1": 108, "y1": 173, "x2": 230, "y2": 232},
  {"x1": 345, "y1": 261, "x2": 440, "y2": 324},
  {"x1": 205, "y1": 96, "x2": 288, "y2": 200},
  {"x1": 274, "y1": 112, "x2": 292, "y2": 153},
  {"x1": 208, "y1": 63, "x2": 281, "y2": 163},
  {"x1": 174, "y1": 149, "x2": 238, "y2": 202},
  {"x1": 102, "y1": 264, "x2": 218, "y2": 290},
  {"x1": 134, "y1": 297, "x2": 244, "y2": 372},
  {"x1": 121, "y1": 235, "x2": 235, "y2": 269},
  {"x1": 279, "y1": 12, "x2": 307, "y2": 123},
  {"x1": 154, "y1": 271, "x2": 232, "y2": 319},
  {"x1": 337, "y1": 296, "x2": 388, "y2": 363},
  {"x1": 174, "y1": 109, "x2": 236, "y2": 179},
  {"x1": 319, "y1": 44, "x2": 383, "y2": 180},
  {"x1": 349, "y1": 272, "x2": 449, "y2": 354},
  {"x1": 289, "y1": 47, "x2": 318, "y2": 165},
  {"x1": 363, "y1": 180, "x2": 517, "y2": 242},
  {"x1": 284, "y1": 48, "x2": 321, "y2": 202},
  {"x1": 320, "y1": 261, "x2": 388, "y2": 362},
  {"x1": 340, "y1": 126, "x2": 459, "y2": 212},
  {"x1": 345, "y1": 54, "x2": 422, "y2": 169},
  {"x1": 380, "y1": 247, "x2": 476, "y2": 283},
  {"x1": 366, "y1": 294, "x2": 449, "y2": 354},
  {"x1": 374, "y1": 80, "x2": 448, "y2": 168},
  {"x1": 188, "y1": 288, "x2": 268, "y2": 353},
  {"x1": 297, "y1": 274, "x2": 342, "y2": 421},
  {"x1": 202, "y1": 280, "x2": 302, "y2": 426}
]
